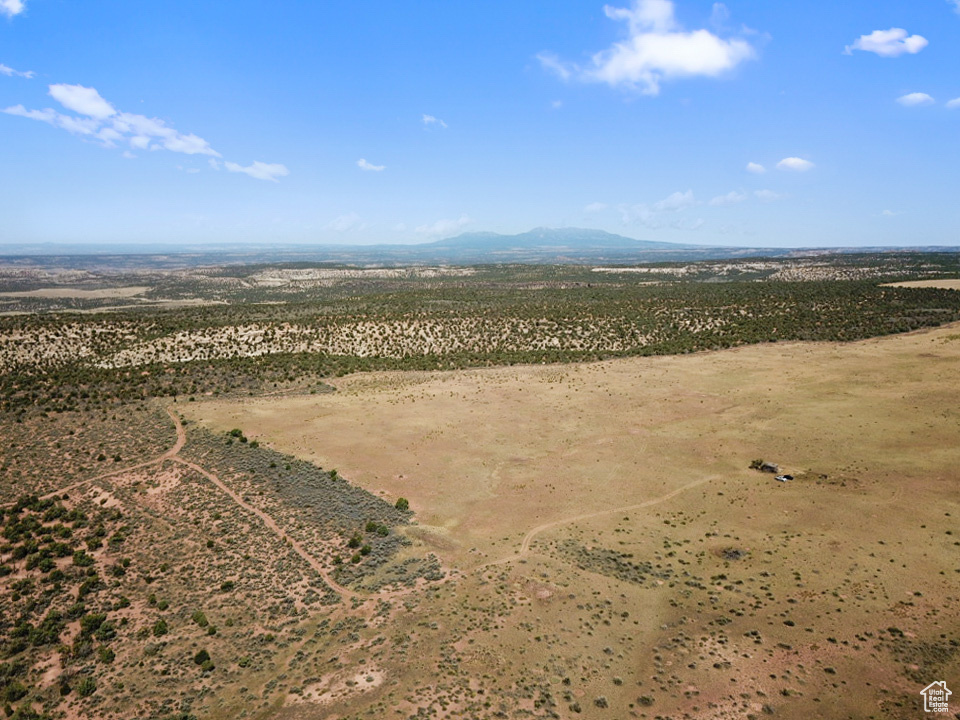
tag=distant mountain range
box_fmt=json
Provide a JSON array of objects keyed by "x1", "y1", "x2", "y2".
[
  {"x1": 426, "y1": 227, "x2": 690, "y2": 252},
  {"x1": 2, "y1": 227, "x2": 958, "y2": 268}
]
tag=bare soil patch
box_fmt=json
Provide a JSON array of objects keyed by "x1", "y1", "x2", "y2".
[
  {"x1": 0, "y1": 286, "x2": 150, "y2": 299},
  {"x1": 884, "y1": 279, "x2": 960, "y2": 290}
]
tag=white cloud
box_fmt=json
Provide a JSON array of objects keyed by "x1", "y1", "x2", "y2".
[
  {"x1": 9, "y1": 84, "x2": 229, "y2": 161},
  {"x1": 844, "y1": 28, "x2": 928, "y2": 57},
  {"x1": 422, "y1": 114, "x2": 447, "y2": 129},
  {"x1": 6, "y1": 82, "x2": 289, "y2": 179},
  {"x1": 3, "y1": 104, "x2": 102, "y2": 137},
  {"x1": 0, "y1": 63, "x2": 34, "y2": 78},
  {"x1": 0, "y1": 0, "x2": 24, "y2": 18},
  {"x1": 896, "y1": 92, "x2": 935, "y2": 107},
  {"x1": 584, "y1": 202, "x2": 608, "y2": 213},
  {"x1": 952, "y1": 0, "x2": 960, "y2": 14},
  {"x1": 709, "y1": 190, "x2": 747, "y2": 206},
  {"x1": 881, "y1": 209, "x2": 898, "y2": 217},
  {"x1": 536, "y1": 52, "x2": 574, "y2": 81},
  {"x1": 710, "y1": 2, "x2": 730, "y2": 29},
  {"x1": 224, "y1": 161, "x2": 289, "y2": 183},
  {"x1": 618, "y1": 189, "x2": 698, "y2": 226},
  {"x1": 947, "y1": 97, "x2": 960, "y2": 109},
  {"x1": 357, "y1": 158, "x2": 385, "y2": 172},
  {"x1": 653, "y1": 189, "x2": 696, "y2": 212},
  {"x1": 49, "y1": 84, "x2": 116, "y2": 119},
  {"x1": 3, "y1": 104, "x2": 55, "y2": 123},
  {"x1": 327, "y1": 213, "x2": 365, "y2": 232},
  {"x1": 754, "y1": 189, "x2": 784, "y2": 202},
  {"x1": 415, "y1": 215, "x2": 473, "y2": 237},
  {"x1": 746, "y1": 161, "x2": 766, "y2": 174},
  {"x1": 164, "y1": 133, "x2": 218, "y2": 155},
  {"x1": 776, "y1": 157, "x2": 814, "y2": 172},
  {"x1": 540, "y1": 0, "x2": 755, "y2": 95}
]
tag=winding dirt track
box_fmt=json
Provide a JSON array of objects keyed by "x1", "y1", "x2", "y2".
[
  {"x1": 42, "y1": 405, "x2": 355, "y2": 599},
  {"x1": 477, "y1": 474, "x2": 716, "y2": 571},
  {"x1": 170, "y1": 455, "x2": 356, "y2": 600},
  {"x1": 41, "y1": 407, "x2": 185, "y2": 500}
]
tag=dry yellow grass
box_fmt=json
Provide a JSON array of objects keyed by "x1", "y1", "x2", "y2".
[
  {"x1": 179, "y1": 323, "x2": 960, "y2": 719},
  {"x1": 0, "y1": 286, "x2": 150, "y2": 299},
  {"x1": 884, "y1": 279, "x2": 960, "y2": 290}
]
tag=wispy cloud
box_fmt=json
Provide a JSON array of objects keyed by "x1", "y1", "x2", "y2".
[
  {"x1": 653, "y1": 189, "x2": 696, "y2": 212},
  {"x1": 326, "y1": 213, "x2": 366, "y2": 232},
  {"x1": 947, "y1": 97, "x2": 960, "y2": 109},
  {"x1": 415, "y1": 215, "x2": 472, "y2": 237},
  {"x1": 754, "y1": 189, "x2": 784, "y2": 202},
  {"x1": 5, "y1": 83, "x2": 220, "y2": 156},
  {"x1": 844, "y1": 28, "x2": 928, "y2": 57},
  {"x1": 709, "y1": 190, "x2": 747, "y2": 206},
  {"x1": 539, "y1": 0, "x2": 755, "y2": 95},
  {"x1": 896, "y1": 92, "x2": 935, "y2": 107},
  {"x1": 422, "y1": 114, "x2": 447, "y2": 129},
  {"x1": 536, "y1": 52, "x2": 574, "y2": 82},
  {"x1": 776, "y1": 157, "x2": 814, "y2": 172},
  {"x1": 619, "y1": 189, "x2": 698, "y2": 226},
  {"x1": 48, "y1": 84, "x2": 116, "y2": 119},
  {"x1": 584, "y1": 202, "x2": 608, "y2": 213},
  {"x1": 0, "y1": 0, "x2": 24, "y2": 18},
  {"x1": 357, "y1": 158, "x2": 385, "y2": 172},
  {"x1": 746, "y1": 161, "x2": 766, "y2": 174},
  {"x1": 4, "y1": 82, "x2": 287, "y2": 180},
  {"x1": 0, "y1": 63, "x2": 33, "y2": 78},
  {"x1": 224, "y1": 161, "x2": 289, "y2": 183}
]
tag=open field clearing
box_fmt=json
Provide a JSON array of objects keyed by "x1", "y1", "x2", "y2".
[
  {"x1": 884, "y1": 279, "x2": 960, "y2": 290},
  {"x1": 180, "y1": 322, "x2": 960, "y2": 719},
  {"x1": 0, "y1": 287, "x2": 151, "y2": 300}
]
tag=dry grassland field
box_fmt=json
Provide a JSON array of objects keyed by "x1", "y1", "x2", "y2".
[
  {"x1": 182, "y1": 324, "x2": 960, "y2": 720},
  {"x1": 1, "y1": 259, "x2": 959, "y2": 720}
]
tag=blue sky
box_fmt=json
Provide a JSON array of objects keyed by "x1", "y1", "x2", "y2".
[{"x1": 1, "y1": 0, "x2": 958, "y2": 249}]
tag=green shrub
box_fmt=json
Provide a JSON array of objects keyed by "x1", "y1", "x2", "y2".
[
  {"x1": 72, "y1": 550, "x2": 94, "y2": 567},
  {"x1": 79, "y1": 613, "x2": 106, "y2": 636},
  {"x1": 395, "y1": 498, "x2": 409, "y2": 511},
  {"x1": 1, "y1": 681, "x2": 27, "y2": 703},
  {"x1": 75, "y1": 676, "x2": 96, "y2": 697}
]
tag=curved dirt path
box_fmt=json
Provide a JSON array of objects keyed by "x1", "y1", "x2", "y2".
[
  {"x1": 42, "y1": 405, "x2": 356, "y2": 599},
  {"x1": 477, "y1": 474, "x2": 716, "y2": 571},
  {"x1": 42, "y1": 406, "x2": 185, "y2": 500},
  {"x1": 170, "y1": 455, "x2": 356, "y2": 600}
]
